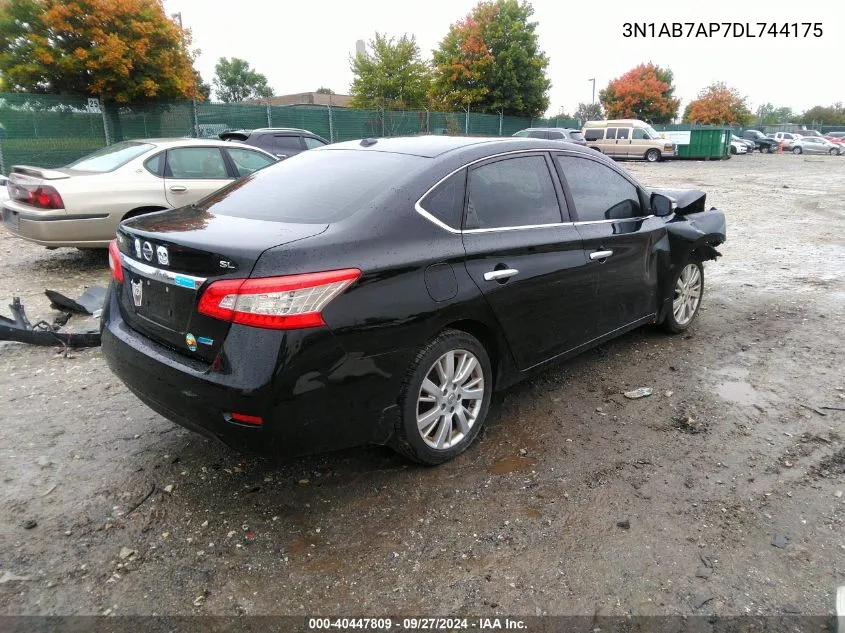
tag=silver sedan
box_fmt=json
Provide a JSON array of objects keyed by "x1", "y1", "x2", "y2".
[{"x1": 790, "y1": 136, "x2": 842, "y2": 155}]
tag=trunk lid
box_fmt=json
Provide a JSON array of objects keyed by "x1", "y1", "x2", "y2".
[
  {"x1": 116, "y1": 206, "x2": 328, "y2": 361},
  {"x1": 10, "y1": 166, "x2": 74, "y2": 182}
]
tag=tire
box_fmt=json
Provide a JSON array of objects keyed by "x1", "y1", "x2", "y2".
[
  {"x1": 792, "y1": 147, "x2": 802, "y2": 155},
  {"x1": 829, "y1": 148, "x2": 838, "y2": 155},
  {"x1": 730, "y1": 146, "x2": 737, "y2": 155},
  {"x1": 763, "y1": 145, "x2": 773, "y2": 154},
  {"x1": 661, "y1": 259, "x2": 704, "y2": 334},
  {"x1": 645, "y1": 149, "x2": 661, "y2": 163},
  {"x1": 390, "y1": 329, "x2": 493, "y2": 465}
]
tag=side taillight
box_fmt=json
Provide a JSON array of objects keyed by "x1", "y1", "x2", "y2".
[
  {"x1": 108, "y1": 239, "x2": 124, "y2": 282},
  {"x1": 9, "y1": 184, "x2": 64, "y2": 209},
  {"x1": 197, "y1": 268, "x2": 361, "y2": 330}
]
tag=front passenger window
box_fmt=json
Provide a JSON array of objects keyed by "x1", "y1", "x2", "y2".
[
  {"x1": 556, "y1": 155, "x2": 642, "y2": 222},
  {"x1": 466, "y1": 156, "x2": 562, "y2": 229}
]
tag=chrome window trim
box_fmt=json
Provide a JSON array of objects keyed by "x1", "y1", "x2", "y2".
[
  {"x1": 415, "y1": 149, "x2": 567, "y2": 235},
  {"x1": 120, "y1": 253, "x2": 208, "y2": 290},
  {"x1": 414, "y1": 148, "x2": 651, "y2": 234}
]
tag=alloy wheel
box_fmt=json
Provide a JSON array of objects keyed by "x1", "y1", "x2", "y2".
[
  {"x1": 672, "y1": 263, "x2": 702, "y2": 327},
  {"x1": 416, "y1": 349, "x2": 485, "y2": 450}
]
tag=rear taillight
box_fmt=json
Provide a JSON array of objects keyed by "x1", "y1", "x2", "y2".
[
  {"x1": 9, "y1": 183, "x2": 64, "y2": 209},
  {"x1": 197, "y1": 268, "x2": 361, "y2": 330},
  {"x1": 108, "y1": 239, "x2": 124, "y2": 282}
]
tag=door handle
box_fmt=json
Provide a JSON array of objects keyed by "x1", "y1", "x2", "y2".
[
  {"x1": 169, "y1": 185, "x2": 187, "y2": 192},
  {"x1": 484, "y1": 268, "x2": 519, "y2": 281},
  {"x1": 589, "y1": 250, "x2": 614, "y2": 261}
]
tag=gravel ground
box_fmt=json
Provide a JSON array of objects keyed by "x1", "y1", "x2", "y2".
[{"x1": 0, "y1": 152, "x2": 843, "y2": 618}]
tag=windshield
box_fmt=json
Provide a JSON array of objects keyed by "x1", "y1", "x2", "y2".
[
  {"x1": 569, "y1": 131, "x2": 585, "y2": 141},
  {"x1": 66, "y1": 141, "x2": 154, "y2": 172},
  {"x1": 644, "y1": 126, "x2": 661, "y2": 140},
  {"x1": 513, "y1": 130, "x2": 530, "y2": 137},
  {"x1": 198, "y1": 149, "x2": 428, "y2": 224}
]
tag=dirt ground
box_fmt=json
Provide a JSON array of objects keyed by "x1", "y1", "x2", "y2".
[{"x1": 0, "y1": 152, "x2": 843, "y2": 619}]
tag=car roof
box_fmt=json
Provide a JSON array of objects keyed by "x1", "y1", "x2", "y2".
[
  {"x1": 129, "y1": 138, "x2": 258, "y2": 148},
  {"x1": 318, "y1": 135, "x2": 600, "y2": 159},
  {"x1": 225, "y1": 127, "x2": 315, "y2": 136},
  {"x1": 519, "y1": 127, "x2": 579, "y2": 132}
]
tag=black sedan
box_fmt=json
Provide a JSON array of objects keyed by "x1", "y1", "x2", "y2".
[{"x1": 102, "y1": 136, "x2": 726, "y2": 464}]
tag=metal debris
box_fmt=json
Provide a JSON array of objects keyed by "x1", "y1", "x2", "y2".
[{"x1": 624, "y1": 387, "x2": 653, "y2": 399}]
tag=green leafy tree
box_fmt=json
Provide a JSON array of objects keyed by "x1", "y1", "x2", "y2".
[
  {"x1": 349, "y1": 33, "x2": 431, "y2": 109},
  {"x1": 315, "y1": 86, "x2": 335, "y2": 95},
  {"x1": 756, "y1": 103, "x2": 796, "y2": 125},
  {"x1": 212, "y1": 57, "x2": 273, "y2": 102},
  {"x1": 575, "y1": 102, "x2": 603, "y2": 122},
  {"x1": 194, "y1": 70, "x2": 211, "y2": 100},
  {"x1": 431, "y1": 0, "x2": 550, "y2": 117},
  {"x1": 599, "y1": 63, "x2": 679, "y2": 123},
  {"x1": 798, "y1": 103, "x2": 845, "y2": 125},
  {"x1": 0, "y1": 0, "x2": 199, "y2": 102}
]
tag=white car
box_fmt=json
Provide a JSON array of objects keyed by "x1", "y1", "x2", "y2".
[
  {"x1": 790, "y1": 136, "x2": 842, "y2": 156},
  {"x1": 730, "y1": 140, "x2": 748, "y2": 155},
  {"x1": 2, "y1": 138, "x2": 278, "y2": 249},
  {"x1": 767, "y1": 132, "x2": 799, "y2": 149}
]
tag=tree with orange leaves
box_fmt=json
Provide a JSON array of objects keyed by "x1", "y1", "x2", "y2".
[
  {"x1": 599, "y1": 63, "x2": 679, "y2": 123},
  {"x1": 683, "y1": 82, "x2": 753, "y2": 125},
  {"x1": 0, "y1": 0, "x2": 199, "y2": 102},
  {"x1": 431, "y1": 0, "x2": 550, "y2": 117}
]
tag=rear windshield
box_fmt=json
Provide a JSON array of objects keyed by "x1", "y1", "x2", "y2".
[
  {"x1": 197, "y1": 149, "x2": 428, "y2": 223},
  {"x1": 568, "y1": 131, "x2": 585, "y2": 141},
  {"x1": 65, "y1": 141, "x2": 154, "y2": 172}
]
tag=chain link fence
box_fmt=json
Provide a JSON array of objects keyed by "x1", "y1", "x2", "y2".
[{"x1": 0, "y1": 91, "x2": 586, "y2": 174}]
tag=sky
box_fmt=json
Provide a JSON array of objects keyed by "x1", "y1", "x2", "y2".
[{"x1": 165, "y1": 0, "x2": 843, "y2": 118}]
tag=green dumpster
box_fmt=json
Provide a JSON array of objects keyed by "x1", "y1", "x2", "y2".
[{"x1": 661, "y1": 127, "x2": 731, "y2": 159}]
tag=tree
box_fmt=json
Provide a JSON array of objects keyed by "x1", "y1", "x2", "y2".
[
  {"x1": 683, "y1": 82, "x2": 753, "y2": 125},
  {"x1": 194, "y1": 70, "x2": 211, "y2": 101},
  {"x1": 349, "y1": 33, "x2": 430, "y2": 109},
  {"x1": 431, "y1": 0, "x2": 550, "y2": 117},
  {"x1": 575, "y1": 102, "x2": 604, "y2": 122},
  {"x1": 0, "y1": 0, "x2": 199, "y2": 102},
  {"x1": 212, "y1": 57, "x2": 273, "y2": 102},
  {"x1": 756, "y1": 103, "x2": 796, "y2": 125},
  {"x1": 315, "y1": 86, "x2": 335, "y2": 95},
  {"x1": 599, "y1": 63, "x2": 679, "y2": 123},
  {"x1": 798, "y1": 103, "x2": 845, "y2": 125}
]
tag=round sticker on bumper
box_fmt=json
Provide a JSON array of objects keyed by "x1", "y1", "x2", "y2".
[{"x1": 185, "y1": 333, "x2": 197, "y2": 351}]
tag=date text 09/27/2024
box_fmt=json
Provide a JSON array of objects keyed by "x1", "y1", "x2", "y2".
[
  {"x1": 307, "y1": 618, "x2": 527, "y2": 630},
  {"x1": 623, "y1": 22, "x2": 823, "y2": 38}
]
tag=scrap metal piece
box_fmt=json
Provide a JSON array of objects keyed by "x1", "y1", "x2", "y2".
[
  {"x1": 0, "y1": 297, "x2": 101, "y2": 348},
  {"x1": 45, "y1": 286, "x2": 106, "y2": 315}
]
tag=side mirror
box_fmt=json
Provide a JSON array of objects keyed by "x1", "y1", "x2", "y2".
[{"x1": 651, "y1": 192, "x2": 675, "y2": 217}]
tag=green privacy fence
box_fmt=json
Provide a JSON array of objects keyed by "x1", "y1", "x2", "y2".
[{"x1": 0, "y1": 91, "x2": 580, "y2": 174}]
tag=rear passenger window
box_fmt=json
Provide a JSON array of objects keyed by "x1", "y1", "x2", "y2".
[
  {"x1": 584, "y1": 129, "x2": 604, "y2": 142},
  {"x1": 556, "y1": 155, "x2": 642, "y2": 222},
  {"x1": 418, "y1": 170, "x2": 466, "y2": 230},
  {"x1": 274, "y1": 136, "x2": 302, "y2": 151},
  {"x1": 606, "y1": 128, "x2": 617, "y2": 140},
  {"x1": 617, "y1": 128, "x2": 630, "y2": 139},
  {"x1": 144, "y1": 153, "x2": 164, "y2": 177},
  {"x1": 549, "y1": 131, "x2": 565, "y2": 139},
  {"x1": 526, "y1": 130, "x2": 547, "y2": 139},
  {"x1": 466, "y1": 156, "x2": 561, "y2": 229}
]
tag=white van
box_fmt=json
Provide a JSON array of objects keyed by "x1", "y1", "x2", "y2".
[{"x1": 582, "y1": 119, "x2": 676, "y2": 162}]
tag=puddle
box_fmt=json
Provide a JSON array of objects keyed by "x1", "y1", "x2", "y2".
[
  {"x1": 489, "y1": 455, "x2": 537, "y2": 475},
  {"x1": 715, "y1": 380, "x2": 761, "y2": 406},
  {"x1": 713, "y1": 366, "x2": 749, "y2": 380},
  {"x1": 523, "y1": 507, "x2": 542, "y2": 519},
  {"x1": 287, "y1": 536, "x2": 322, "y2": 555}
]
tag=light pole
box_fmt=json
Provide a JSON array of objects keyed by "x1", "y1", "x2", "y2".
[{"x1": 588, "y1": 78, "x2": 596, "y2": 104}]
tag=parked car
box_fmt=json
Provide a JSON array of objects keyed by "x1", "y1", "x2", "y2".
[
  {"x1": 729, "y1": 139, "x2": 748, "y2": 155},
  {"x1": 2, "y1": 139, "x2": 278, "y2": 249},
  {"x1": 0, "y1": 174, "x2": 8, "y2": 202},
  {"x1": 767, "y1": 132, "x2": 799, "y2": 149},
  {"x1": 219, "y1": 127, "x2": 329, "y2": 159},
  {"x1": 512, "y1": 128, "x2": 587, "y2": 145},
  {"x1": 102, "y1": 135, "x2": 726, "y2": 464},
  {"x1": 741, "y1": 130, "x2": 779, "y2": 153},
  {"x1": 582, "y1": 119, "x2": 675, "y2": 161},
  {"x1": 731, "y1": 135, "x2": 755, "y2": 152},
  {"x1": 823, "y1": 132, "x2": 845, "y2": 145},
  {"x1": 789, "y1": 136, "x2": 842, "y2": 155}
]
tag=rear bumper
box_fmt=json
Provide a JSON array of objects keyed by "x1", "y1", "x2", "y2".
[
  {"x1": 2, "y1": 202, "x2": 114, "y2": 248},
  {"x1": 101, "y1": 284, "x2": 408, "y2": 456}
]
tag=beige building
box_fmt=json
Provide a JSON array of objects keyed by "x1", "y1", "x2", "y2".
[{"x1": 249, "y1": 92, "x2": 353, "y2": 108}]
